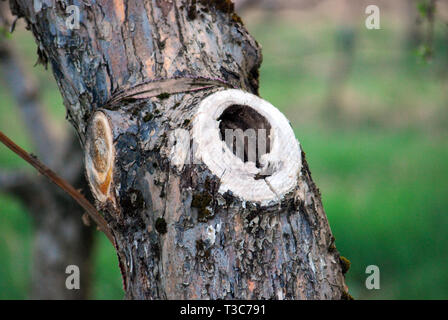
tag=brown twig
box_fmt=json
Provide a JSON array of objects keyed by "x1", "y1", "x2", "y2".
[{"x1": 0, "y1": 130, "x2": 114, "y2": 244}]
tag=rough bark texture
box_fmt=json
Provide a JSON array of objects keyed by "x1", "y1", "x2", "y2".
[{"x1": 8, "y1": 0, "x2": 348, "y2": 299}]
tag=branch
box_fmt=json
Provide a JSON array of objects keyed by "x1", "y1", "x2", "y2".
[
  {"x1": 0, "y1": 130, "x2": 114, "y2": 244},
  {"x1": 0, "y1": 1, "x2": 15, "y2": 30},
  {"x1": 1, "y1": 2, "x2": 82, "y2": 183},
  {"x1": 0, "y1": 39, "x2": 58, "y2": 166}
]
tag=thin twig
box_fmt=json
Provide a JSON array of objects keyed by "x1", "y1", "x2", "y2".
[{"x1": 0, "y1": 130, "x2": 114, "y2": 244}]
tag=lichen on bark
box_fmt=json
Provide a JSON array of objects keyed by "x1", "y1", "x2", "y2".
[{"x1": 8, "y1": 0, "x2": 348, "y2": 300}]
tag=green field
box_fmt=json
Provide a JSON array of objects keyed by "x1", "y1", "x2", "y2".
[{"x1": 1, "y1": 10, "x2": 447, "y2": 299}]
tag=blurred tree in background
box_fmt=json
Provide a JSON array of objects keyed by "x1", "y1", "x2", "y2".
[{"x1": 0, "y1": 0, "x2": 447, "y2": 299}]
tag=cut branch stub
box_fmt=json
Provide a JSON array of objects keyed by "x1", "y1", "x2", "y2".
[
  {"x1": 192, "y1": 89, "x2": 302, "y2": 205},
  {"x1": 85, "y1": 111, "x2": 115, "y2": 204},
  {"x1": 8, "y1": 0, "x2": 348, "y2": 300}
]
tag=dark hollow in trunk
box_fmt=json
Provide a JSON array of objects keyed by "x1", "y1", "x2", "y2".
[
  {"x1": 9, "y1": 0, "x2": 348, "y2": 299},
  {"x1": 218, "y1": 104, "x2": 271, "y2": 167}
]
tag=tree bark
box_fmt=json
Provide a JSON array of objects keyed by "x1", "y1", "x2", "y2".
[{"x1": 8, "y1": 0, "x2": 348, "y2": 299}]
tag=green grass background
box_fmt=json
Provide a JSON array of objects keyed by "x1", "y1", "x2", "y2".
[{"x1": 1, "y1": 8, "x2": 447, "y2": 299}]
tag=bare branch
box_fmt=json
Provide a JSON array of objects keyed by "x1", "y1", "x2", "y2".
[
  {"x1": 0, "y1": 1, "x2": 15, "y2": 29},
  {"x1": 1, "y1": 1, "x2": 81, "y2": 183},
  {"x1": 0, "y1": 130, "x2": 114, "y2": 244},
  {"x1": 0, "y1": 40, "x2": 59, "y2": 166}
]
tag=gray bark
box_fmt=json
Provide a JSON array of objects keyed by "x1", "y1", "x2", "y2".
[{"x1": 8, "y1": 0, "x2": 348, "y2": 299}]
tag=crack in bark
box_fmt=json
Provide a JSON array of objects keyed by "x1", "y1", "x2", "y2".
[{"x1": 7, "y1": 0, "x2": 347, "y2": 300}]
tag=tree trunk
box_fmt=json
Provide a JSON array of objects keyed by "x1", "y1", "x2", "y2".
[
  {"x1": 29, "y1": 166, "x2": 95, "y2": 300},
  {"x1": 404, "y1": 0, "x2": 422, "y2": 50},
  {"x1": 9, "y1": 0, "x2": 347, "y2": 299},
  {"x1": 0, "y1": 33, "x2": 95, "y2": 299}
]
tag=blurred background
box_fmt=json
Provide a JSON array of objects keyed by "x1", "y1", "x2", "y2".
[{"x1": 0, "y1": 0, "x2": 447, "y2": 299}]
